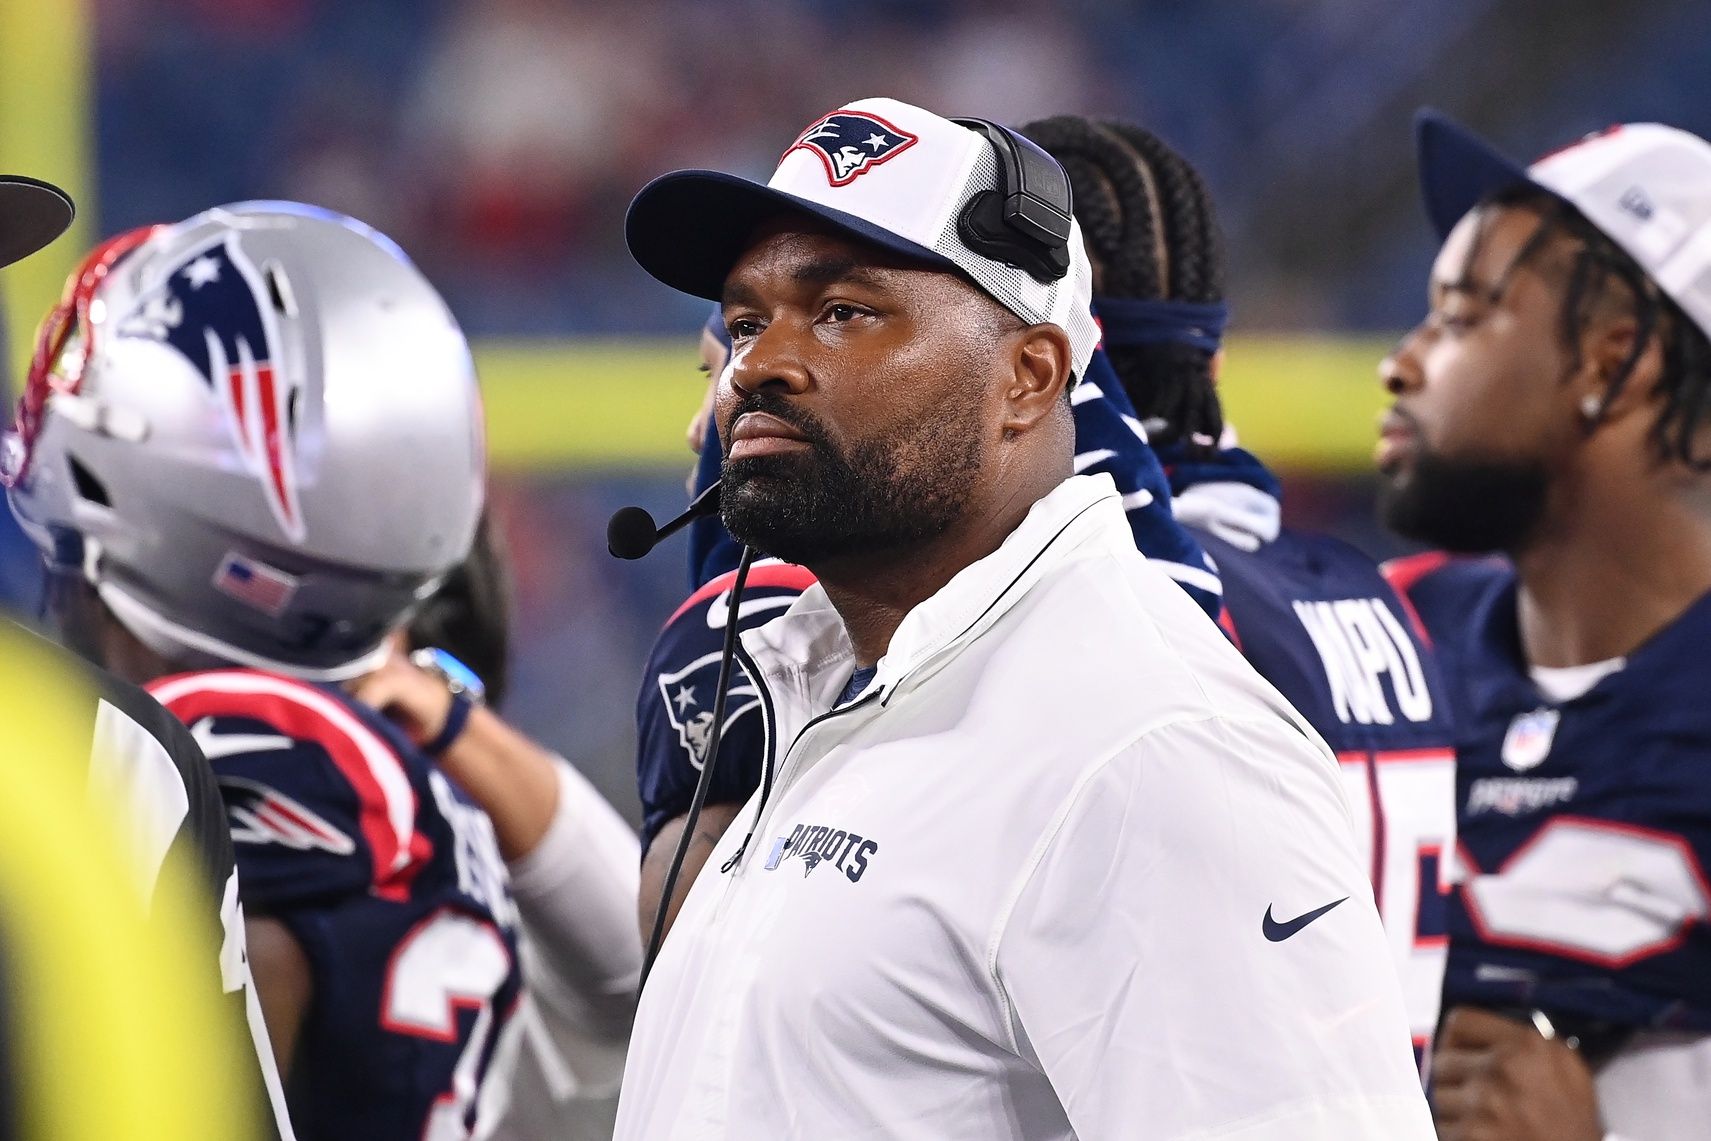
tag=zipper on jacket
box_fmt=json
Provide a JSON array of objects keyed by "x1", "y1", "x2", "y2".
[
  {"x1": 720, "y1": 499, "x2": 1097, "y2": 869},
  {"x1": 721, "y1": 643, "x2": 883, "y2": 872}
]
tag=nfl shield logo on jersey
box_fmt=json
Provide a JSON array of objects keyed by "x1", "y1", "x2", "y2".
[
  {"x1": 1501, "y1": 707, "x2": 1561, "y2": 771},
  {"x1": 786, "y1": 109, "x2": 919, "y2": 186}
]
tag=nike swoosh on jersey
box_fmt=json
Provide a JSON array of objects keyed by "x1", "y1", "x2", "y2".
[
  {"x1": 1262, "y1": 896, "x2": 1349, "y2": 942},
  {"x1": 705, "y1": 590, "x2": 798, "y2": 630},
  {"x1": 191, "y1": 716, "x2": 294, "y2": 760}
]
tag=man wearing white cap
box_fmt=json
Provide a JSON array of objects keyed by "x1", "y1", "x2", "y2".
[
  {"x1": 616, "y1": 97, "x2": 1430, "y2": 1139},
  {"x1": 1380, "y1": 113, "x2": 1711, "y2": 1140}
]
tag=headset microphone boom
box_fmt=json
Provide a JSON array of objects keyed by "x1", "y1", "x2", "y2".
[
  {"x1": 607, "y1": 481, "x2": 723, "y2": 560},
  {"x1": 607, "y1": 480, "x2": 751, "y2": 983}
]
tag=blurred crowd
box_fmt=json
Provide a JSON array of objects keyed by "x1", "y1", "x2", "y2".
[
  {"x1": 70, "y1": 0, "x2": 1711, "y2": 818},
  {"x1": 95, "y1": 0, "x2": 1711, "y2": 336}
]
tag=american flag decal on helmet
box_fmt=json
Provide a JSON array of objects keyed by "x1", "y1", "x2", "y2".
[
  {"x1": 213, "y1": 551, "x2": 300, "y2": 616},
  {"x1": 134, "y1": 235, "x2": 305, "y2": 541},
  {"x1": 785, "y1": 109, "x2": 918, "y2": 187}
]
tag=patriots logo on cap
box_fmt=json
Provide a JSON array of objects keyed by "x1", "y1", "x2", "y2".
[
  {"x1": 119, "y1": 234, "x2": 305, "y2": 542},
  {"x1": 786, "y1": 109, "x2": 918, "y2": 187}
]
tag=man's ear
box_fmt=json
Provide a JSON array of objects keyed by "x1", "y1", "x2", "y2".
[
  {"x1": 1577, "y1": 311, "x2": 1667, "y2": 422},
  {"x1": 1002, "y1": 324, "x2": 1074, "y2": 435}
]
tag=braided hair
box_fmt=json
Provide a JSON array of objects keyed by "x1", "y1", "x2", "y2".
[
  {"x1": 1018, "y1": 115, "x2": 1226, "y2": 449},
  {"x1": 1477, "y1": 185, "x2": 1711, "y2": 469}
]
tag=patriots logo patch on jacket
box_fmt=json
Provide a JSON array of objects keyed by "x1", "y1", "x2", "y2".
[{"x1": 786, "y1": 110, "x2": 918, "y2": 186}]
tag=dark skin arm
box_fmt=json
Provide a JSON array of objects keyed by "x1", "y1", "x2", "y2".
[
  {"x1": 638, "y1": 803, "x2": 742, "y2": 943},
  {"x1": 246, "y1": 916, "x2": 312, "y2": 1080},
  {"x1": 1431, "y1": 1006, "x2": 1603, "y2": 1141}
]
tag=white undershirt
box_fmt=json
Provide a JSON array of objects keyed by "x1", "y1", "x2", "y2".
[
  {"x1": 1597, "y1": 1028, "x2": 1711, "y2": 1141},
  {"x1": 474, "y1": 758, "x2": 640, "y2": 1139},
  {"x1": 1529, "y1": 657, "x2": 1626, "y2": 703}
]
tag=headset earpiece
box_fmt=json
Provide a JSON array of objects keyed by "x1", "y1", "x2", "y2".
[{"x1": 953, "y1": 118, "x2": 1074, "y2": 284}]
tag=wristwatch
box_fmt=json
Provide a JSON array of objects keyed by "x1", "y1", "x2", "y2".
[
  {"x1": 409, "y1": 647, "x2": 485, "y2": 755},
  {"x1": 409, "y1": 646, "x2": 487, "y2": 704}
]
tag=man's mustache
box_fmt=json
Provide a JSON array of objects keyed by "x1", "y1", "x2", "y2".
[{"x1": 721, "y1": 394, "x2": 832, "y2": 460}]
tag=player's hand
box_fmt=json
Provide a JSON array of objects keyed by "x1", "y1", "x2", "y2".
[
  {"x1": 1431, "y1": 1005, "x2": 1602, "y2": 1141},
  {"x1": 349, "y1": 648, "x2": 452, "y2": 747}
]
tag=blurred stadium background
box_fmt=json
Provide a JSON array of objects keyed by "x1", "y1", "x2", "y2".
[{"x1": 1, "y1": 0, "x2": 1706, "y2": 817}]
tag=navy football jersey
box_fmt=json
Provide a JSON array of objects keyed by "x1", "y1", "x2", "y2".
[
  {"x1": 1390, "y1": 554, "x2": 1711, "y2": 1037},
  {"x1": 1197, "y1": 524, "x2": 1458, "y2": 1061},
  {"x1": 148, "y1": 668, "x2": 522, "y2": 1141},
  {"x1": 636, "y1": 562, "x2": 816, "y2": 849}
]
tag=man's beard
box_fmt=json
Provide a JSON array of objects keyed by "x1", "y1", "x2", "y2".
[
  {"x1": 719, "y1": 393, "x2": 984, "y2": 567},
  {"x1": 1379, "y1": 448, "x2": 1550, "y2": 554}
]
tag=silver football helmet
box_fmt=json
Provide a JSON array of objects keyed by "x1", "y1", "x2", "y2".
[{"x1": 5, "y1": 202, "x2": 485, "y2": 679}]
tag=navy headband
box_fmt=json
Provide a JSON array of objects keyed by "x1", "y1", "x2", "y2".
[{"x1": 1094, "y1": 296, "x2": 1227, "y2": 354}]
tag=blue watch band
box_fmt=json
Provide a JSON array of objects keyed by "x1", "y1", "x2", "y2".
[{"x1": 423, "y1": 688, "x2": 475, "y2": 757}]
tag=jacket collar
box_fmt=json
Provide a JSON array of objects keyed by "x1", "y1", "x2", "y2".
[{"x1": 741, "y1": 473, "x2": 1130, "y2": 710}]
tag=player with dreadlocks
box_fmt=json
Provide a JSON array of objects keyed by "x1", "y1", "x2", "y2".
[
  {"x1": 1018, "y1": 113, "x2": 1458, "y2": 1070},
  {"x1": 1380, "y1": 114, "x2": 1711, "y2": 1140}
]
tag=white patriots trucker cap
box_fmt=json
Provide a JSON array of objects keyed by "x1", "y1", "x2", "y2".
[
  {"x1": 1417, "y1": 108, "x2": 1711, "y2": 341},
  {"x1": 625, "y1": 97, "x2": 1100, "y2": 380}
]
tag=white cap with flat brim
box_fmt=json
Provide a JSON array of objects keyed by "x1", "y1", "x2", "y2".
[
  {"x1": 0, "y1": 176, "x2": 73, "y2": 269},
  {"x1": 1417, "y1": 109, "x2": 1711, "y2": 343},
  {"x1": 626, "y1": 96, "x2": 1099, "y2": 381}
]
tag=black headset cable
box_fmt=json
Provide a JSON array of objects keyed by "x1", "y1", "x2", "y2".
[{"x1": 639, "y1": 544, "x2": 756, "y2": 988}]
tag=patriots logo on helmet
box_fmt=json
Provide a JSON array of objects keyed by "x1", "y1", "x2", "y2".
[
  {"x1": 657, "y1": 649, "x2": 762, "y2": 770},
  {"x1": 786, "y1": 110, "x2": 918, "y2": 187},
  {"x1": 120, "y1": 234, "x2": 306, "y2": 542}
]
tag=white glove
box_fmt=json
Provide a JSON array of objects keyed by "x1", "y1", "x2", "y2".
[{"x1": 1171, "y1": 480, "x2": 1281, "y2": 553}]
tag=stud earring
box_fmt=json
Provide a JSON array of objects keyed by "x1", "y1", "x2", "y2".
[{"x1": 1581, "y1": 394, "x2": 1602, "y2": 421}]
